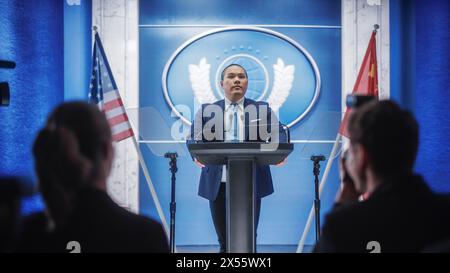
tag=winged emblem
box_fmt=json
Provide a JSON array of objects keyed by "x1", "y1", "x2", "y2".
[
  {"x1": 266, "y1": 58, "x2": 295, "y2": 112},
  {"x1": 188, "y1": 57, "x2": 294, "y2": 111},
  {"x1": 188, "y1": 58, "x2": 217, "y2": 104}
]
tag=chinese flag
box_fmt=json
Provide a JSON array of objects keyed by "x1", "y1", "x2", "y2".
[{"x1": 339, "y1": 31, "x2": 379, "y2": 137}]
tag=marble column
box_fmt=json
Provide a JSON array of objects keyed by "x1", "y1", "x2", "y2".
[
  {"x1": 92, "y1": 0, "x2": 139, "y2": 213},
  {"x1": 342, "y1": 0, "x2": 390, "y2": 112}
]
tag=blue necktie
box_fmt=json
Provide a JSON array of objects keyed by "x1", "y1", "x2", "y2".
[{"x1": 231, "y1": 103, "x2": 238, "y2": 141}]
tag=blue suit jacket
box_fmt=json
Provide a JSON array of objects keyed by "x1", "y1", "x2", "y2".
[{"x1": 187, "y1": 98, "x2": 287, "y2": 201}]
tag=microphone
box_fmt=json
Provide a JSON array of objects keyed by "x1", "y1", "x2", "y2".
[
  {"x1": 164, "y1": 152, "x2": 178, "y2": 160},
  {"x1": 0, "y1": 60, "x2": 16, "y2": 69},
  {"x1": 311, "y1": 155, "x2": 326, "y2": 162},
  {"x1": 282, "y1": 124, "x2": 290, "y2": 143}
]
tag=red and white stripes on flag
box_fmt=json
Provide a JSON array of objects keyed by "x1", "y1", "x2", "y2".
[
  {"x1": 89, "y1": 33, "x2": 170, "y2": 240},
  {"x1": 103, "y1": 89, "x2": 134, "y2": 142},
  {"x1": 89, "y1": 33, "x2": 134, "y2": 143}
]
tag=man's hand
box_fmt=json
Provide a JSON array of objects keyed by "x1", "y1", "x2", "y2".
[
  {"x1": 275, "y1": 157, "x2": 288, "y2": 167},
  {"x1": 194, "y1": 158, "x2": 205, "y2": 168},
  {"x1": 335, "y1": 154, "x2": 360, "y2": 204}
]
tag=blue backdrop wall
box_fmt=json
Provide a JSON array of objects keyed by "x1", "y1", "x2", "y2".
[
  {"x1": 414, "y1": 0, "x2": 450, "y2": 193},
  {"x1": 0, "y1": 0, "x2": 64, "y2": 212},
  {"x1": 0, "y1": 0, "x2": 63, "y2": 176},
  {"x1": 0, "y1": 0, "x2": 92, "y2": 214},
  {"x1": 138, "y1": 0, "x2": 342, "y2": 246},
  {"x1": 390, "y1": 0, "x2": 450, "y2": 193}
]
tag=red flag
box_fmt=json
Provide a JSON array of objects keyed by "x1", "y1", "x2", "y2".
[{"x1": 339, "y1": 31, "x2": 379, "y2": 137}]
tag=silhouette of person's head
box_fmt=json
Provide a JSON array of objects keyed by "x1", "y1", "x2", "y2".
[
  {"x1": 345, "y1": 100, "x2": 419, "y2": 193},
  {"x1": 33, "y1": 102, "x2": 113, "y2": 228}
]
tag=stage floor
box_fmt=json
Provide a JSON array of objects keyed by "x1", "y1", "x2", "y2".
[{"x1": 176, "y1": 245, "x2": 314, "y2": 253}]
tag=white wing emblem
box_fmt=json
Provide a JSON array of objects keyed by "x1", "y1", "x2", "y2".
[
  {"x1": 266, "y1": 58, "x2": 295, "y2": 112},
  {"x1": 189, "y1": 57, "x2": 294, "y2": 110},
  {"x1": 188, "y1": 58, "x2": 217, "y2": 104}
]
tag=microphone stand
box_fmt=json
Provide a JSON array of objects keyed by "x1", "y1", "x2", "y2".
[
  {"x1": 164, "y1": 152, "x2": 178, "y2": 253},
  {"x1": 310, "y1": 155, "x2": 325, "y2": 245}
]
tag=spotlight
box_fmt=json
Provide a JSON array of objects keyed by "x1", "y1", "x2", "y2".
[{"x1": 346, "y1": 94, "x2": 376, "y2": 109}]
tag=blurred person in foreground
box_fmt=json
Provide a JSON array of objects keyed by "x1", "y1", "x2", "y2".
[
  {"x1": 17, "y1": 102, "x2": 169, "y2": 252},
  {"x1": 314, "y1": 100, "x2": 450, "y2": 253}
]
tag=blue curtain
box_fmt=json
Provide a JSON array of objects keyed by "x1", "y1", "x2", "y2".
[
  {"x1": 0, "y1": 0, "x2": 63, "y2": 176},
  {"x1": 390, "y1": 0, "x2": 450, "y2": 193},
  {"x1": 414, "y1": 0, "x2": 450, "y2": 192}
]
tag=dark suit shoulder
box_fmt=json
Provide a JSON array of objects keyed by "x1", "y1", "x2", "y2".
[
  {"x1": 201, "y1": 102, "x2": 214, "y2": 107},
  {"x1": 200, "y1": 99, "x2": 223, "y2": 107},
  {"x1": 245, "y1": 98, "x2": 268, "y2": 106},
  {"x1": 198, "y1": 100, "x2": 224, "y2": 111}
]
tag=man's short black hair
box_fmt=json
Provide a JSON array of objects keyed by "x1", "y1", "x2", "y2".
[
  {"x1": 220, "y1": 64, "x2": 248, "y2": 81},
  {"x1": 348, "y1": 100, "x2": 419, "y2": 178}
]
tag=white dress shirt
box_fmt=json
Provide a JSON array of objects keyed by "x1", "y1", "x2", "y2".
[{"x1": 222, "y1": 97, "x2": 245, "y2": 182}]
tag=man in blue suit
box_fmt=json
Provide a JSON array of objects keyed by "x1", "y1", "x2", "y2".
[{"x1": 188, "y1": 64, "x2": 288, "y2": 252}]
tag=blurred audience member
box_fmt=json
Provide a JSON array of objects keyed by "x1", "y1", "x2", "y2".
[
  {"x1": 17, "y1": 102, "x2": 169, "y2": 252},
  {"x1": 315, "y1": 100, "x2": 450, "y2": 253}
]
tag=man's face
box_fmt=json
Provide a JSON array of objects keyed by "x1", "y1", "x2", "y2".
[
  {"x1": 345, "y1": 142, "x2": 367, "y2": 193},
  {"x1": 221, "y1": 65, "x2": 248, "y2": 102}
]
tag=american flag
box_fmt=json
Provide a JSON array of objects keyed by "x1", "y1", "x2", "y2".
[{"x1": 89, "y1": 33, "x2": 134, "y2": 142}]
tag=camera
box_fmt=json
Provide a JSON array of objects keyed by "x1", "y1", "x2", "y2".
[
  {"x1": 0, "y1": 60, "x2": 16, "y2": 107},
  {"x1": 0, "y1": 82, "x2": 10, "y2": 106},
  {"x1": 346, "y1": 94, "x2": 376, "y2": 109}
]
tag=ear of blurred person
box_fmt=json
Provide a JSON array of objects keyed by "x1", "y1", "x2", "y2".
[
  {"x1": 315, "y1": 100, "x2": 450, "y2": 253},
  {"x1": 15, "y1": 102, "x2": 169, "y2": 253}
]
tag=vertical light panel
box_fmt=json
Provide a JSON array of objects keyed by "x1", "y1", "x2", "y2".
[{"x1": 64, "y1": 0, "x2": 92, "y2": 101}]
